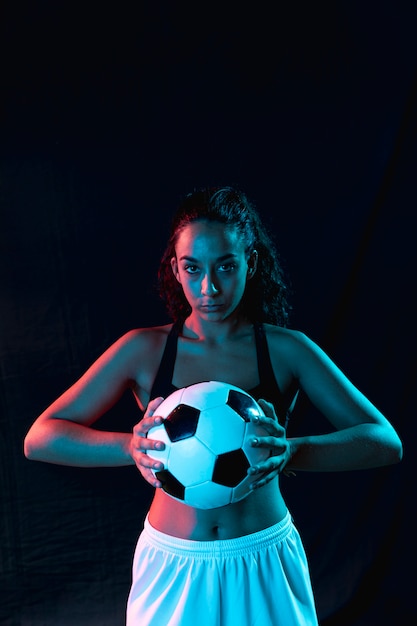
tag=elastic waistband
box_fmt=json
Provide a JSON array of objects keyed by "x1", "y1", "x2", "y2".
[{"x1": 142, "y1": 510, "x2": 292, "y2": 559}]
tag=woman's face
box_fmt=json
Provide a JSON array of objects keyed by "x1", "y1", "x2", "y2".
[{"x1": 171, "y1": 220, "x2": 257, "y2": 322}]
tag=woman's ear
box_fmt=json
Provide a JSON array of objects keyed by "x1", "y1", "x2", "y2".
[
  {"x1": 170, "y1": 257, "x2": 181, "y2": 283},
  {"x1": 247, "y1": 249, "x2": 258, "y2": 280}
]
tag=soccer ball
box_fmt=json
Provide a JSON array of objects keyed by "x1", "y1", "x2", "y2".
[{"x1": 145, "y1": 380, "x2": 272, "y2": 509}]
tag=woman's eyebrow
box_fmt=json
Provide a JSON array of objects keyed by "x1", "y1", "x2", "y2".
[{"x1": 179, "y1": 253, "x2": 238, "y2": 262}]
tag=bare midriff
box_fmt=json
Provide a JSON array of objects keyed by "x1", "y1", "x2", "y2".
[{"x1": 147, "y1": 477, "x2": 288, "y2": 540}]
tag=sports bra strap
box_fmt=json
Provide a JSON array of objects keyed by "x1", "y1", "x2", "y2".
[
  {"x1": 253, "y1": 322, "x2": 279, "y2": 391},
  {"x1": 149, "y1": 322, "x2": 181, "y2": 400},
  {"x1": 253, "y1": 322, "x2": 299, "y2": 428}
]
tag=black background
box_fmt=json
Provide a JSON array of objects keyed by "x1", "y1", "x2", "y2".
[{"x1": 1, "y1": 2, "x2": 416, "y2": 624}]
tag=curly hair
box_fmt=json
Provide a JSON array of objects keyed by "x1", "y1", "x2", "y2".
[{"x1": 157, "y1": 186, "x2": 292, "y2": 326}]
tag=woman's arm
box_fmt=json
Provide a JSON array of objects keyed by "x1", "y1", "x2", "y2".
[
  {"x1": 24, "y1": 420, "x2": 134, "y2": 467},
  {"x1": 249, "y1": 330, "x2": 403, "y2": 486},
  {"x1": 286, "y1": 424, "x2": 402, "y2": 472},
  {"x1": 285, "y1": 330, "x2": 403, "y2": 470},
  {"x1": 24, "y1": 330, "x2": 160, "y2": 468}
]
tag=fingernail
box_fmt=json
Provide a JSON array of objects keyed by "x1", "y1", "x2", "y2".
[{"x1": 155, "y1": 442, "x2": 165, "y2": 450}]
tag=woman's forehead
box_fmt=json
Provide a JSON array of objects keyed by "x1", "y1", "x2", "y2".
[{"x1": 175, "y1": 221, "x2": 245, "y2": 257}]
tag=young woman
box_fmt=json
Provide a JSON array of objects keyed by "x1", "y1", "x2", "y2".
[{"x1": 24, "y1": 187, "x2": 403, "y2": 625}]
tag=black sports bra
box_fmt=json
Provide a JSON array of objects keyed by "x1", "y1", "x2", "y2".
[{"x1": 149, "y1": 321, "x2": 298, "y2": 427}]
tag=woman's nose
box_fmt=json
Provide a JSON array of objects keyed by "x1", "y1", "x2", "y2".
[{"x1": 201, "y1": 273, "x2": 219, "y2": 296}]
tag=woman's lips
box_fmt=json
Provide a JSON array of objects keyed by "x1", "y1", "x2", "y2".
[{"x1": 200, "y1": 303, "x2": 223, "y2": 311}]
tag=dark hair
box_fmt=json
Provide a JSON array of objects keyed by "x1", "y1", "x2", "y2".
[{"x1": 158, "y1": 186, "x2": 291, "y2": 326}]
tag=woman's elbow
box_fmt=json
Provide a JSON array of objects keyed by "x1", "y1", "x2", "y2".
[
  {"x1": 384, "y1": 428, "x2": 403, "y2": 465},
  {"x1": 23, "y1": 430, "x2": 41, "y2": 461},
  {"x1": 23, "y1": 424, "x2": 52, "y2": 461},
  {"x1": 391, "y1": 436, "x2": 403, "y2": 464},
  {"x1": 369, "y1": 423, "x2": 403, "y2": 467}
]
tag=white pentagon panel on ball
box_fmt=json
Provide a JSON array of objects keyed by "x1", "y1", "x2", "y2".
[
  {"x1": 155, "y1": 387, "x2": 186, "y2": 418},
  {"x1": 195, "y1": 405, "x2": 246, "y2": 454},
  {"x1": 168, "y1": 438, "x2": 214, "y2": 486},
  {"x1": 145, "y1": 424, "x2": 172, "y2": 466},
  {"x1": 185, "y1": 481, "x2": 232, "y2": 509},
  {"x1": 180, "y1": 380, "x2": 230, "y2": 411}
]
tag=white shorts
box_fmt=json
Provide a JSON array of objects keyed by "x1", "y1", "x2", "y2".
[{"x1": 126, "y1": 510, "x2": 318, "y2": 626}]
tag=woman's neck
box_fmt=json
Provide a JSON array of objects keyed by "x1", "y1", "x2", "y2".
[{"x1": 181, "y1": 315, "x2": 253, "y2": 345}]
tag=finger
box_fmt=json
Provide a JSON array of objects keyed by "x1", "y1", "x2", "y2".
[
  {"x1": 257, "y1": 399, "x2": 276, "y2": 418},
  {"x1": 135, "y1": 450, "x2": 164, "y2": 470},
  {"x1": 249, "y1": 468, "x2": 279, "y2": 490},
  {"x1": 133, "y1": 417, "x2": 164, "y2": 438},
  {"x1": 132, "y1": 448, "x2": 165, "y2": 489},
  {"x1": 251, "y1": 445, "x2": 289, "y2": 478},
  {"x1": 134, "y1": 437, "x2": 166, "y2": 453},
  {"x1": 137, "y1": 465, "x2": 164, "y2": 489},
  {"x1": 251, "y1": 434, "x2": 286, "y2": 450},
  {"x1": 250, "y1": 415, "x2": 286, "y2": 437},
  {"x1": 131, "y1": 422, "x2": 166, "y2": 451},
  {"x1": 145, "y1": 396, "x2": 165, "y2": 416},
  {"x1": 248, "y1": 450, "x2": 290, "y2": 487},
  {"x1": 247, "y1": 453, "x2": 288, "y2": 479}
]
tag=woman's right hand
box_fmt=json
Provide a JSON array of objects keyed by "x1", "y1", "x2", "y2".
[{"x1": 130, "y1": 397, "x2": 166, "y2": 488}]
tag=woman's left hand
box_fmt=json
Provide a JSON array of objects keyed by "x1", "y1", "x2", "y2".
[{"x1": 248, "y1": 399, "x2": 293, "y2": 489}]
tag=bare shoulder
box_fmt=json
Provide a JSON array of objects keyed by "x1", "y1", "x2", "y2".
[
  {"x1": 111, "y1": 324, "x2": 174, "y2": 379},
  {"x1": 262, "y1": 324, "x2": 310, "y2": 356},
  {"x1": 114, "y1": 324, "x2": 174, "y2": 403},
  {"x1": 75, "y1": 323, "x2": 174, "y2": 390},
  {"x1": 262, "y1": 324, "x2": 329, "y2": 379},
  {"x1": 118, "y1": 323, "x2": 173, "y2": 355}
]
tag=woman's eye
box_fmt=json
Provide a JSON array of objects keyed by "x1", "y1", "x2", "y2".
[
  {"x1": 218, "y1": 263, "x2": 236, "y2": 272},
  {"x1": 184, "y1": 264, "x2": 199, "y2": 274}
]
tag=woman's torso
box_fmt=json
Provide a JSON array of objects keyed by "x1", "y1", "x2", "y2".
[{"x1": 132, "y1": 321, "x2": 298, "y2": 540}]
